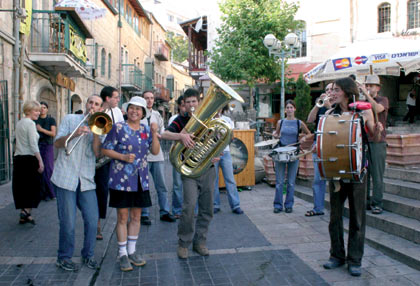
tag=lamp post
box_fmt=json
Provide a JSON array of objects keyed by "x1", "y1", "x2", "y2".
[{"x1": 263, "y1": 33, "x2": 300, "y2": 119}]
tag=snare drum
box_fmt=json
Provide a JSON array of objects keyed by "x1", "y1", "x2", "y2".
[
  {"x1": 316, "y1": 113, "x2": 364, "y2": 182},
  {"x1": 271, "y1": 146, "x2": 297, "y2": 162}
]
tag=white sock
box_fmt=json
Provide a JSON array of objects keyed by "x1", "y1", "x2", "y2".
[
  {"x1": 118, "y1": 241, "x2": 127, "y2": 257},
  {"x1": 127, "y1": 236, "x2": 138, "y2": 255}
]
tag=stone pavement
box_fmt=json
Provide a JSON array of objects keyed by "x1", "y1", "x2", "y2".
[{"x1": 1, "y1": 162, "x2": 420, "y2": 285}]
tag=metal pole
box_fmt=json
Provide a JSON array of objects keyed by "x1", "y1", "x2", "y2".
[
  {"x1": 12, "y1": 0, "x2": 20, "y2": 137},
  {"x1": 280, "y1": 49, "x2": 285, "y2": 119}
]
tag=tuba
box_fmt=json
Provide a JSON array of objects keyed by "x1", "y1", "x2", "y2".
[{"x1": 170, "y1": 73, "x2": 244, "y2": 178}]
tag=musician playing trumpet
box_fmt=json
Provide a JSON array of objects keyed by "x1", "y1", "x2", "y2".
[
  {"x1": 305, "y1": 83, "x2": 335, "y2": 217},
  {"x1": 272, "y1": 100, "x2": 311, "y2": 214},
  {"x1": 322, "y1": 78, "x2": 383, "y2": 277}
]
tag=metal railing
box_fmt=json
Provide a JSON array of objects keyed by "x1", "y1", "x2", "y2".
[
  {"x1": 122, "y1": 64, "x2": 143, "y2": 89},
  {"x1": 30, "y1": 10, "x2": 87, "y2": 66},
  {"x1": 154, "y1": 84, "x2": 170, "y2": 101},
  {"x1": 153, "y1": 41, "x2": 169, "y2": 61}
]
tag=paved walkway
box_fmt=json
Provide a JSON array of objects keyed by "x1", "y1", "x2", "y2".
[{"x1": 0, "y1": 163, "x2": 419, "y2": 286}]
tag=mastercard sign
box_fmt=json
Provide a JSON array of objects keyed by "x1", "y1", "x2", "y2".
[
  {"x1": 354, "y1": 56, "x2": 368, "y2": 65},
  {"x1": 333, "y1": 58, "x2": 352, "y2": 70}
]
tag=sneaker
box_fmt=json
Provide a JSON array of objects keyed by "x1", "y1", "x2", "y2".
[
  {"x1": 56, "y1": 259, "x2": 78, "y2": 271},
  {"x1": 285, "y1": 208, "x2": 293, "y2": 213},
  {"x1": 192, "y1": 244, "x2": 209, "y2": 256},
  {"x1": 160, "y1": 213, "x2": 176, "y2": 222},
  {"x1": 273, "y1": 208, "x2": 282, "y2": 213},
  {"x1": 323, "y1": 258, "x2": 345, "y2": 270},
  {"x1": 128, "y1": 253, "x2": 146, "y2": 267},
  {"x1": 177, "y1": 246, "x2": 188, "y2": 259},
  {"x1": 232, "y1": 208, "x2": 244, "y2": 214},
  {"x1": 119, "y1": 255, "x2": 133, "y2": 272},
  {"x1": 141, "y1": 216, "x2": 152, "y2": 226},
  {"x1": 348, "y1": 265, "x2": 362, "y2": 276},
  {"x1": 82, "y1": 257, "x2": 99, "y2": 270}
]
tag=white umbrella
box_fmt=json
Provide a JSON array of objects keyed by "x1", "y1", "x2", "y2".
[
  {"x1": 304, "y1": 38, "x2": 420, "y2": 84},
  {"x1": 55, "y1": 0, "x2": 107, "y2": 20}
]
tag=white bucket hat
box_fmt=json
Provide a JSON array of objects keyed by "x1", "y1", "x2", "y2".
[
  {"x1": 122, "y1": 96, "x2": 147, "y2": 119},
  {"x1": 365, "y1": 75, "x2": 381, "y2": 86}
]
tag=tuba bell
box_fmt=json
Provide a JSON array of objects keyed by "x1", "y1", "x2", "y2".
[{"x1": 169, "y1": 73, "x2": 244, "y2": 178}]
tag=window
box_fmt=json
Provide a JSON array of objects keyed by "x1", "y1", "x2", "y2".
[
  {"x1": 108, "y1": 53, "x2": 111, "y2": 79},
  {"x1": 168, "y1": 14, "x2": 174, "y2": 22},
  {"x1": 408, "y1": 0, "x2": 420, "y2": 29},
  {"x1": 378, "y1": 3, "x2": 391, "y2": 33},
  {"x1": 292, "y1": 21, "x2": 307, "y2": 58},
  {"x1": 101, "y1": 48, "x2": 106, "y2": 76}
]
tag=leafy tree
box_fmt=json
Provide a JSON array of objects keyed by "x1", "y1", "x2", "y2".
[
  {"x1": 166, "y1": 32, "x2": 188, "y2": 63},
  {"x1": 294, "y1": 74, "x2": 312, "y2": 121},
  {"x1": 209, "y1": 0, "x2": 300, "y2": 87}
]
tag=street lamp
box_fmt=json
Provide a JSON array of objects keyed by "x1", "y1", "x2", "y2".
[{"x1": 263, "y1": 33, "x2": 300, "y2": 119}]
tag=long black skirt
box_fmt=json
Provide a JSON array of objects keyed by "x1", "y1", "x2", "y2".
[{"x1": 12, "y1": 155, "x2": 41, "y2": 209}]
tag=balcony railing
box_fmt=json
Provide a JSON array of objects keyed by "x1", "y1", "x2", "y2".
[
  {"x1": 154, "y1": 41, "x2": 169, "y2": 61},
  {"x1": 122, "y1": 64, "x2": 143, "y2": 90},
  {"x1": 154, "y1": 84, "x2": 170, "y2": 102},
  {"x1": 30, "y1": 10, "x2": 88, "y2": 67}
]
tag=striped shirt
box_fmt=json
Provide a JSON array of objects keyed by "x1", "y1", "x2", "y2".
[{"x1": 51, "y1": 114, "x2": 96, "y2": 192}]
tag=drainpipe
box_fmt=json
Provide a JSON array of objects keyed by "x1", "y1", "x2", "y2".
[
  {"x1": 118, "y1": 0, "x2": 122, "y2": 95},
  {"x1": 12, "y1": 0, "x2": 21, "y2": 138}
]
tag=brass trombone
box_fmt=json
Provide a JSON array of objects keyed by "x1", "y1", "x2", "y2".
[{"x1": 64, "y1": 111, "x2": 113, "y2": 155}]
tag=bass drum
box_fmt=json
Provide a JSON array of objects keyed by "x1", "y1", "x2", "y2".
[{"x1": 316, "y1": 112, "x2": 364, "y2": 182}]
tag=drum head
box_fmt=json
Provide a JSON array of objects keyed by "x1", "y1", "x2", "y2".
[
  {"x1": 273, "y1": 146, "x2": 297, "y2": 153},
  {"x1": 352, "y1": 118, "x2": 363, "y2": 177}
]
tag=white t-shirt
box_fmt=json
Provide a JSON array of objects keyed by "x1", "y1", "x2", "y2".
[
  {"x1": 107, "y1": 107, "x2": 125, "y2": 123},
  {"x1": 407, "y1": 93, "x2": 416, "y2": 106},
  {"x1": 220, "y1": 115, "x2": 234, "y2": 152},
  {"x1": 141, "y1": 109, "x2": 165, "y2": 162}
]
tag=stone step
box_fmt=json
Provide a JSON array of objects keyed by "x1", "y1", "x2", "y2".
[
  {"x1": 382, "y1": 192, "x2": 420, "y2": 221},
  {"x1": 383, "y1": 177, "x2": 420, "y2": 200},
  {"x1": 294, "y1": 185, "x2": 420, "y2": 245},
  {"x1": 342, "y1": 216, "x2": 420, "y2": 271},
  {"x1": 384, "y1": 166, "x2": 420, "y2": 184}
]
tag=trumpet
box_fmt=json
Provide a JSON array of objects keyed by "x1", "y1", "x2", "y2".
[
  {"x1": 65, "y1": 111, "x2": 113, "y2": 155},
  {"x1": 316, "y1": 95, "x2": 331, "y2": 108}
]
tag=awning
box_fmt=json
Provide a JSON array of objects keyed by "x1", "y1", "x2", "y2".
[
  {"x1": 287, "y1": 62, "x2": 320, "y2": 80},
  {"x1": 304, "y1": 38, "x2": 420, "y2": 84}
]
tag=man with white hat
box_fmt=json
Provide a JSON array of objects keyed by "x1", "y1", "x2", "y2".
[{"x1": 359, "y1": 75, "x2": 389, "y2": 215}]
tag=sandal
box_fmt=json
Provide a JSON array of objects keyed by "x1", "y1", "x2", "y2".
[
  {"x1": 96, "y1": 226, "x2": 103, "y2": 240},
  {"x1": 372, "y1": 207, "x2": 383, "y2": 215},
  {"x1": 305, "y1": 210, "x2": 324, "y2": 217},
  {"x1": 21, "y1": 210, "x2": 36, "y2": 225},
  {"x1": 19, "y1": 213, "x2": 27, "y2": 224}
]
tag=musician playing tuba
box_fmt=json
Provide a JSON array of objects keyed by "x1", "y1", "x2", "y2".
[{"x1": 161, "y1": 88, "x2": 221, "y2": 259}]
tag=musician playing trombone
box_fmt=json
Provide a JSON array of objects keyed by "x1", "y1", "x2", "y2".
[{"x1": 51, "y1": 95, "x2": 103, "y2": 272}]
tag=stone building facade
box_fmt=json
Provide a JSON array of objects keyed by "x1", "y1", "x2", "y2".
[{"x1": 0, "y1": 0, "x2": 193, "y2": 184}]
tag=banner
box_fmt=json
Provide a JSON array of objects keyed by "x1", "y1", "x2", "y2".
[
  {"x1": 19, "y1": 0, "x2": 32, "y2": 35},
  {"x1": 69, "y1": 25, "x2": 87, "y2": 63}
]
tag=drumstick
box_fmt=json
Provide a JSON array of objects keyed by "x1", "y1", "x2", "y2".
[{"x1": 293, "y1": 150, "x2": 312, "y2": 159}]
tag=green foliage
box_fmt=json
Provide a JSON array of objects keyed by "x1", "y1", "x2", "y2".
[
  {"x1": 166, "y1": 32, "x2": 188, "y2": 63},
  {"x1": 209, "y1": 0, "x2": 300, "y2": 86},
  {"x1": 294, "y1": 74, "x2": 311, "y2": 121}
]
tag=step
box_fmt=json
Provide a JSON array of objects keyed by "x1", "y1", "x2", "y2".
[
  {"x1": 384, "y1": 166, "x2": 420, "y2": 184},
  {"x1": 297, "y1": 178, "x2": 420, "y2": 220},
  {"x1": 383, "y1": 177, "x2": 420, "y2": 200},
  {"x1": 343, "y1": 216, "x2": 420, "y2": 271},
  {"x1": 294, "y1": 185, "x2": 420, "y2": 244}
]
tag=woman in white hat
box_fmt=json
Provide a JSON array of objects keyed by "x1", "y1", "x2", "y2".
[{"x1": 102, "y1": 96, "x2": 160, "y2": 271}]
